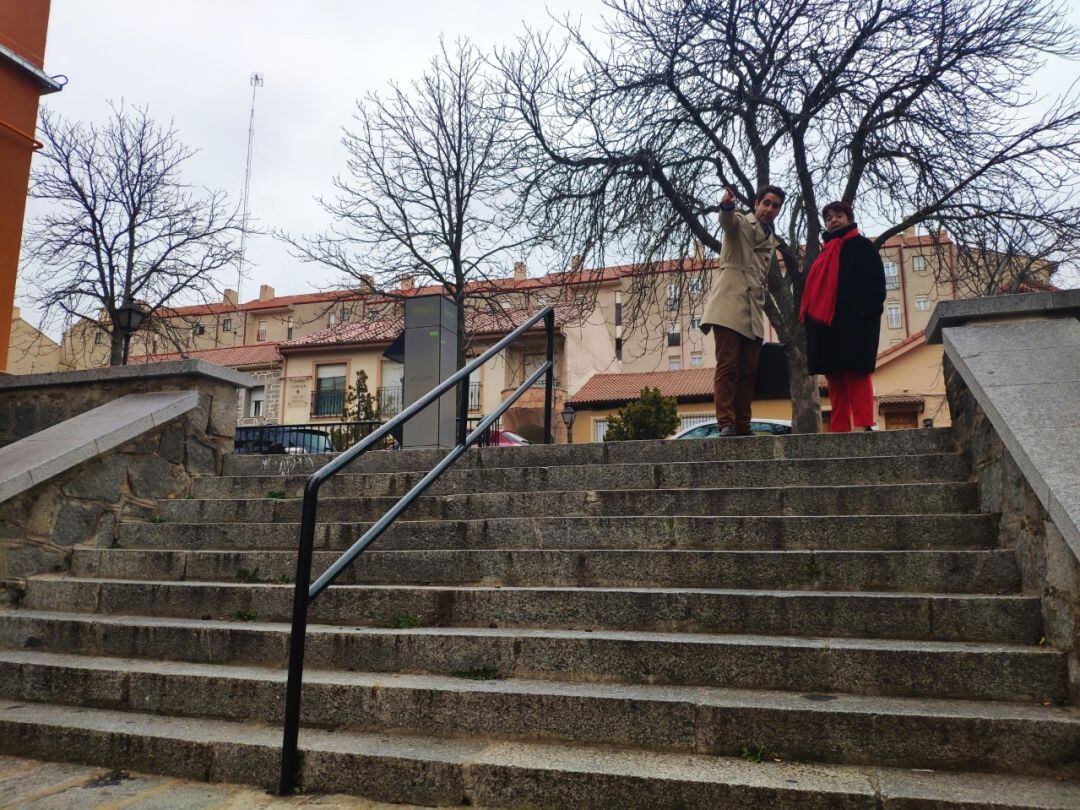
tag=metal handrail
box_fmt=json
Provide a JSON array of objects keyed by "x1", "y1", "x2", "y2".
[{"x1": 278, "y1": 306, "x2": 555, "y2": 794}]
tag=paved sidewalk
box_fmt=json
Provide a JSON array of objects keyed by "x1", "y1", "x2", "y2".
[{"x1": 0, "y1": 756, "x2": 425, "y2": 809}]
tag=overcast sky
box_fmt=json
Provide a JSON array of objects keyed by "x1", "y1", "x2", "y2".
[{"x1": 18, "y1": 0, "x2": 1080, "y2": 331}]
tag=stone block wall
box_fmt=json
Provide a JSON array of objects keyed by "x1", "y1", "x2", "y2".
[
  {"x1": 0, "y1": 361, "x2": 251, "y2": 604},
  {"x1": 945, "y1": 355, "x2": 1080, "y2": 698},
  {"x1": 236, "y1": 368, "x2": 281, "y2": 426}
]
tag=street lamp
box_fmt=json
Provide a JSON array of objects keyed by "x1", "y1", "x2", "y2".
[
  {"x1": 114, "y1": 298, "x2": 146, "y2": 365},
  {"x1": 561, "y1": 403, "x2": 576, "y2": 444}
]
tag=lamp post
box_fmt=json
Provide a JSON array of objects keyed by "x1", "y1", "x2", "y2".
[
  {"x1": 561, "y1": 403, "x2": 576, "y2": 444},
  {"x1": 114, "y1": 298, "x2": 146, "y2": 365}
]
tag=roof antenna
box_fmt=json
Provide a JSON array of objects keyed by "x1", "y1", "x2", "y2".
[{"x1": 236, "y1": 72, "x2": 263, "y2": 306}]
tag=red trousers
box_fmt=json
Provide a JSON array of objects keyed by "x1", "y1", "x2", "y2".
[
  {"x1": 712, "y1": 326, "x2": 762, "y2": 434},
  {"x1": 826, "y1": 372, "x2": 875, "y2": 432}
]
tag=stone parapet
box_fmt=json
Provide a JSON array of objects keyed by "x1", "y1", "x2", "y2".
[
  {"x1": 0, "y1": 361, "x2": 255, "y2": 602},
  {"x1": 939, "y1": 294, "x2": 1080, "y2": 697}
]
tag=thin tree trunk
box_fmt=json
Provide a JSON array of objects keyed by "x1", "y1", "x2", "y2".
[
  {"x1": 109, "y1": 330, "x2": 125, "y2": 366},
  {"x1": 784, "y1": 326, "x2": 821, "y2": 433}
]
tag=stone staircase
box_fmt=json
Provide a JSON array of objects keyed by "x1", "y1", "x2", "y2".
[{"x1": 1, "y1": 429, "x2": 1078, "y2": 807}]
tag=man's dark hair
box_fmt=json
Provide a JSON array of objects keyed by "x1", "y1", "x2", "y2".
[{"x1": 755, "y1": 184, "x2": 786, "y2": 204}]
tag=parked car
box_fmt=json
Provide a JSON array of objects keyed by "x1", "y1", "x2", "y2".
[
  {"x1": 671, "y1": 419, "x2": 792, "y2": 439},
  {"x1": 234, "y1": 426, "x2": 337, "y2": 455}
]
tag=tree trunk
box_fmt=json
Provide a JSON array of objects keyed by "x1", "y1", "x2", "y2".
[
  {"x1": 109, "y1": 330, "x2": 125, "y2": 366},
  {"x1": 784, "y1": 328, "x2": 822, "y2": 433}
]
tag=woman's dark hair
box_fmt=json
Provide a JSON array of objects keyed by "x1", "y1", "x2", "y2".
[
  {"x1": 755, "y1": 184, "x2": 786, "y2": 204},
  {"x1": 821, "y1": 200, "x2": 854, "y2": 220}
]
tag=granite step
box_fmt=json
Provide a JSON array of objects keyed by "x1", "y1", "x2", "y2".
[
  {"x1": 221, "y1": 428, "x2": 956, "y2": 477},
  {"x1": 2, "y1": 699, "x2": 1078, "y2": 808},
  {"x1": 153, "y1": 483, "x2": 981, "y2": 524},
  {"x1": 1, "y1": 612, "x2": 1064, "y2": 703},
  {"x1": 21, "y1": 578, "x2": 1042, "y2": 643},
  {"x1": 116, "y1": 513, "x2": 1000, "y2": 552},
  {"x1": 192, "y1": 453, "x2": 971, "y2": 500},
  {"x1": 1, "y1": 651, "x2": 1077, "y2": 777},
  {"x1": 69, "y1": 547, "x2": 1021, "y2": 594}
]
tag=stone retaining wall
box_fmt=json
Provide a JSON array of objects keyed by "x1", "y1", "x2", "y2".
[{"x1": 945, "y1": 355, "x2": 1080, "y2": 698}]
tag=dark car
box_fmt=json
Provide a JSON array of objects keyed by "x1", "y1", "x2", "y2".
[
  {"x1": 234, "y1": 426, "x2": 337, "y2": 455},
  {"x1": 671, "y1": 419, "x2": 792, "y2": 439}
]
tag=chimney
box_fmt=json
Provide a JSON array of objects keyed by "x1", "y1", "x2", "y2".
[
  {"x1": 570, "y1": 255, "x2": 583, "y2": 272},
  {"x1": 401, "y1": 275, "x2": 414, "y2": 291},
  {"x1": 223, "y1": 288, "x2": 238, "y2": 306},
  {"x1": 513, "y1": 261, "x2": 527, "y2": 281},
  {"x1": 360, "y1": 274, "x2": 375, "y2": 291},
  {"x1": 258, "y1": 284, "x2": 275, "y2": 301},
  {"x1": 903, "y1": 225, "x2": 918, "y2": 239}
]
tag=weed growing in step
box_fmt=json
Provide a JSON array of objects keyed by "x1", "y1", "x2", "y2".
[
  {"x1": 266, "y1": 491, "x2": 287, "y2": 499},
  {"x1": 804, "y1": 556, "x2": 821, "y2": 579},
  {"x1": 148, "y1": 516, "x2": 166, "y2": 524},
  {"x1": 379, "y1": 613, "x2": 424, "y2": 629},
  {"x1": 452, "y1": 668, "x2": 501, "y2": 680},
  {"x1": 235, "y1": 567, "x2": 262, "y2": 583},
  {"x1": 741, "y1": 745, "x2": 768, "y2": 763},
  {"x1": 274, "y1": 573, "x2": 294, "y2": 585},
  {"x1": 234, "y1": 609, "x2": 259, "y2": 622}
]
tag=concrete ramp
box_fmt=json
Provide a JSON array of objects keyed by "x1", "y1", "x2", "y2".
[{"x1": 0, "y1": 391, "x2": 199, "y2": 504}]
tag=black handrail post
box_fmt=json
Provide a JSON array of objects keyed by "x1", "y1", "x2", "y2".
[
  {"x1": 278, "y1": 480, "x2": 321, "y2": 796},
  {"x1": 456, "y1": 371, "x2": 470, "y2": 447},
  {"x1": 543, "y1": 309, "x2": 555, "y2": 444}
]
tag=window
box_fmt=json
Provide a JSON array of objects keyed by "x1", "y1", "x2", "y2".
[
  {"x1": 912, "y1": 256, "x2": 927, "y2": 272},
  {"x1": 248, "y1": 386, "x2": 265, "y2": 418},
  {"x1": 467, "y1": 380, "x2": 482, "y2": 411},
  {"x1": 915, "y1": 297, "x2": 930, "y2": 311},
  {"x1": 593, "y1": 418, "x2": 609, "y2": 443},
  {"x1": 887, "y1": 303, "x2": 902, "y2": 329},
  {"x1": 328, "y1": 313, "x2": 338, "y2": 328},
  {"x1": 287, "y1": 318, "x2": 294, "y2": 340},
  {"x1": 614, "y1": 301, "x2": 622, "y2": 326},
  {"x1": 688, "y1": 279, "x2": 703, "y2": 296},
  {"x1": 689, "y1": 314, "x2": 702, "y2": 331},
  {"x1": 884, "y1": 262, "x2": 899, "y2": 290},
  {"x1": 890, "y1": 339, "x2": 901, "y2": 346},
  {"x1": 690, "y1": 352, "x2": 703, "y2": 367},
  {"x1": 93, "y1": 331, "x2": 102, "y2": 345},
  {"x1": 193, "y1": 323, "x2": 205, "y2": 336},
  {"x1": 666, "y1": 283, "x2": 680, "y2": 310},
  {"x1": 256, "y1": 320, "x2": 267, "y2": 342},
  {"x1": 221, "y1": 318, "x2": 232, "y2": 332},
  {"x1": 615, "y1": 337, "x2": 623, "y2": 361},
  {"x1": 667, "y1": 321, "x2": 681, "y2": 347},
  {"x1": 314, "y1": 364, "x2": 347, "y2": 416},
  {"x1": 340, "y1": 306, "x2": 350, "y2": 323},
  {"x1": 668, "y1": 355, "x2": 682, "y2": 370}
]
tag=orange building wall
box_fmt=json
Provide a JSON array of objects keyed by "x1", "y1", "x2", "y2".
[{"x1": 0, "y1": 1, "x2": 53, "y2": 372}]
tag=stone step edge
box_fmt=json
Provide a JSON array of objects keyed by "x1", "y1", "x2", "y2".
[
  {"x1": 2, "y1": 649, "x2": 1071, "y2": 723},
  {"x1": 164, "y1": 481, "x2": 978, "y2": 503},
  {"x1": 198, "y1": 452, "x2": 969, "y2": 481},
  {"x1": 2, "y1": 699, "x2": 1078, "y2": 809},
  {"x1": 27, "y1": 575, "x2": 1030, "y2": 600}
]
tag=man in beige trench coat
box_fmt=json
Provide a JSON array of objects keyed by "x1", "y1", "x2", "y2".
[{"x1": 700, "y1": 184, "x2": 785, "y2": 436}]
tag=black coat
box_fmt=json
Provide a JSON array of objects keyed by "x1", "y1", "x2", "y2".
[{"x1": 805, "y1": 225, "x2": 886, "y2": 376}]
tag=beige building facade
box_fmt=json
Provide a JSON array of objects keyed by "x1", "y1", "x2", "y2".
[{"x1": 5, "y1": 307, "x2": 59, "y2": 375}]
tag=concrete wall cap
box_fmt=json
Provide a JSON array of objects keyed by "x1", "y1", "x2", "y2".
[
  {"x1": 0, "y1": 359, "x2": 257, "y2": 391},
  {"x1": 926, "y1": 290, "x2": 1080, "y2": 344}
]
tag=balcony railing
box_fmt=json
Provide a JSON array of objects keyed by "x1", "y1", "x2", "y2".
[
  {"x1": 311, "y1": 389, "x2": 345, "y2": 418},
  {"x1": 378, "y1": 381, "x2": 480, "y2": 416}
]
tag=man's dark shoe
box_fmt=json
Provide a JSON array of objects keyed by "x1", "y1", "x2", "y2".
[{"x1": 717, "y1": 425, "x2": 737, "y2": 437}]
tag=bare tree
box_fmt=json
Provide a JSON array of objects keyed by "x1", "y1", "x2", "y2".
[
  {"x1": 285, "y1": 39, "x2": 543, "y2": 367},
  {"x1": 23, "y1": 103, "x2": 243, "y2": 365},
  {"x1": 502, "y1": 0, "x2": 1080, "y2": 431}
]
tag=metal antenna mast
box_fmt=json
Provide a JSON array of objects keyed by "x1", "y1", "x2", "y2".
[{"x1": 236, "y1": 72, "x2": 263, "y2": 303}]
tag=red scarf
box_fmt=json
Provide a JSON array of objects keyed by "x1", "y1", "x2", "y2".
[{"x1": 799, "y1": 226, "x2": 860, "y2": 325}]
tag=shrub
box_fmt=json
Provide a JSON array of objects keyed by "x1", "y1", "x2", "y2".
[{"x1": 604, "y1": 386, "x2": 680, "y2": 441}]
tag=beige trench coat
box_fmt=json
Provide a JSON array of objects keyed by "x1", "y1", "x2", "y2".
[{"x1": 701, "y1": 208, "x2": 778, "y2": 340}]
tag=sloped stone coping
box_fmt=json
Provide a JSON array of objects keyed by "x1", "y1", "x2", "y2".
[
  {"x1": 927, "y1": 288, "x2": 1080, "y2": 344},
  {"x1": 0, "y1": 359, "x2": 253, "y2": 391},
  {"x1": 942, "y1": 318, "x2": 1080, "y2": 562},
  {"x1": 0, "y1": 391, "x2": 199, "y2": 505}
]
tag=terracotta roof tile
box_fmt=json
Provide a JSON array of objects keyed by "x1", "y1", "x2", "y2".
[
  {"x1": 129, "y1": 343, "x2": 281, "y2": 368},
  {"x1": 568, "y1": 368, "x2": 715, "y2": 407}
]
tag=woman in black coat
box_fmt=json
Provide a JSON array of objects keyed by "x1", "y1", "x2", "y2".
[{"x1": 800, "y1": 200, "x2": 886, "y2": 432}]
